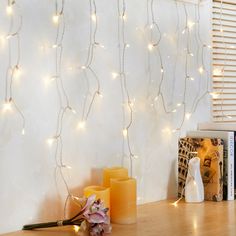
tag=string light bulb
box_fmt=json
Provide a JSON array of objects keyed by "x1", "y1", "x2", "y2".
[
  {"x1": 91, "y1": 13, "x2": 97, "y2": 22},
  {"x1": 209, "y1": 92, "x2": 220, "y2": 99},
  {"x1": 78, "y1": 121, "x2": 86, "y2": 130},
  {"x1": 6, "y1": 5, "x2": 13, "y2": 15},
  {"x1": 112, "y1": 72, "x2": 119, "y2": 79},
  {"x1": 121, "y1": 13, "x2": 127, "y2": 21},
  {"x1": 125, "y1": 43, "x2": 130, "y2": 48},
  {"x1": 6, "y1": 34, "x2": 12, "y2": 40},
  {"x1": 73, "y1": 226, "x2": 80, "y2": 233},
  {"x1": 122, "y1": 128, "x2": 128, "y2": 137},
  {"x1": 47, "y1": 137, "x2": 56, "y2": 146},
  {"x1": 2, "y1": 100, "x2": 12, "y2": 112},
  {"x1": 198, "y1": 66, "x2": 204, "y2": 74},
  {"x1": 185, "y1": 113, "x2": 192, "y2": 120},
  {"x1": 52, "y1": 14, "x2": 60, "y2": 24},
  {"x1": 148, "y1": 43, "x2": 154, "y2": 51},
  {"x1": 187, "y1": 21, "x2": 195, "y2": 29},
  {"x1": 13, "y1": 65, "x2": 22, "y2": 78},
  {"x1": 22, "y1": 128, "x2": 25, "y2": 135}
]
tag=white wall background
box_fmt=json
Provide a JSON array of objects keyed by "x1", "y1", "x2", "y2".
[{"x1": 0, "y1": 0, "x2": 212, "y2": 234}]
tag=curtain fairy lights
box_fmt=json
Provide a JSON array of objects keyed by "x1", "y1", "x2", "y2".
[
  {"x1": 146, "y1": 0, "x2": 212, "y2": 134},
  {"x1": 78, "y1": 0, "x2": 102, "y2": 129},
  {"x1": 116, "y1": 0, "x2": 137, "y2": 176},
  {"x1": 48, "y1": 0, "x2": 76, "y2": 210},
  {"x1": 2, "y1": 0, "x2": 25, "y2": 135}
]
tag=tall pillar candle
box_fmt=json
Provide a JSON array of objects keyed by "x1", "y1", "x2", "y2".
[
  {"x1": 103, "y1": 167, "x2": 128, "y2": 188},
  {"x1": 84, "y1": 186, "x2": 110, "y2": 211},
  {"x1": 110, "y1": 178, "x2": 137, "y2": 224}
]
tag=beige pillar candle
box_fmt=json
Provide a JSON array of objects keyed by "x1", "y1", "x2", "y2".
[
  {"x1": 84, "y1": 186, "x2": 110, "y2": 211},
  {"x1": 103, "y1": 167, "x2": 128, "y2": 188},
  {"x1": 110, "y1": 178, "x2": 137, "y2": 224}
]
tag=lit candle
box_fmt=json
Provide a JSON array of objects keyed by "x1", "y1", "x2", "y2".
[
  {"x1": 103, "y1": 167, "x2": 128, "y2": 188},
  {"x1": 110, "y1": 178, "x2": 137, "y2": 224},
  {"x1": 84, "y1": 186, "x2": 110, "y2": 211}
]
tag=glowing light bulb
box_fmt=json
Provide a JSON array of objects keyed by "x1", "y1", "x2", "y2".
[
  {"x1": 172, "y1": 129, "x2": 177, "y2": 133},
  {"x1": 198, "y1": 66, "x2": 204, "y2": 74},
  {"x1": 3, "y1": 100, "x2": 12, "y2": 112},
  {"x1": 78, "y1": 121, "x2": 86, "y2": 130},
  {"x1": 128, "y1": 100, "x2": 135, "y2": 108},
  {"x1": 148, "y1": 43, "x2": 154, "y2": 51},
  {"x1": 172, "y1": 201, "x2": 178, "y2": 207},
  {"x1": 171, "y1": 198, "x2": 182, "y2": 207},
  {"x1": 185, "y1": 113, "x2": 192, "y2": 120},
  {"x1": 52, "y1": 14, "x2": 60, "y2": 24},
  {"x1": 182, "y1": 28, "x2": 186, "y2": 34},
  {"x1": 123, "y1": 128, "x2": 128, "y2": 137},
  {"x1": 149, "y1": 24, "x2": 154, "y2": 29},
  {"x1": 14, "y1": 65, "x2": 21, "y2": 78},
  {"x1": 91, "y1": 13, "x2": 97, "y2": 22},
  {"x1": 121, "y1": 14, "x2": 127, "y2": 21},
  {"x1": 62, "y1": 164, "x2": 72, "y2": 169},
  {"x1": 6, "y1": 5, "x2": 13, "y2": 15},
  {"x1": 73, "y1": 226, "x2": 80, "y2": 233},
  {"x1": 132, "y1": 155, "x2": 139, "y2": 160},
  {"x1": 97, "y1": 91, "x2": 103, "y2": 98},
  {"x1": 209, "y1": 92, "x2": 220, "y2": 99},
  {"x1": 187, "y1": 76, "x2": 194, "y2": 81},
  {"x1": 177, "y1": 103, "x2": 182, "y2": 107},
  {"x1": 112, "y1": 72, "x2": 119, "y2": 79},
  {"x1": 154, "y1": 96, "x2": 159, "y2": 101},
  {"x1": 125, "y1": 43, "x2": 130, "y2": 48},
  {"x1": 189, "y1": 52, "x2": 194, "y2": 57},
  {"x1": 227, "y1": 115, "x2": 232, "y2": 119},
  {"x1": 81, "y1": 65, "x2": 87, "y2": 70},
  {"x1": 172, "y1": 109, "x2": 177, "y2": 113},
  {"x1": 22, "y1": 128, "x2": 25, "y2": 135},
  {"x1": 47, "y1": 137, "x2": 56, "y2": 146},
  {"x1": 193, "y1": 181, "x2": 197, "y2": 186},
  {"x1": 187, "y1": 21, "x2": 195, "y2": 29},
  {"x1": 52, "y1": 44, "x2": 59, "y2": 49},
  {"x1": 6, "y1": 34, "x2": 12, "y2": 40},
  {"x1": 213, "y1": 68, "x2": 223, "y2": 76},
  {"x1": 161, "y1": 67, "x2": 164, "y2": 73}
]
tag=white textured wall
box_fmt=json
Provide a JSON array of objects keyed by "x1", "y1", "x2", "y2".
[{"x1": 0, "y1": 0, "x2": 211, "y2": 233}]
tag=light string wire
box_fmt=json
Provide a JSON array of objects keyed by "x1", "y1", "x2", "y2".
[
  {"x1": 49, "y1": 0, "x2": 78, "y2": 213},
  {"x1": 79, "y1": 0, "x2": 101, "y2": 127},
  {"x1": 117, "y1": 0, "x2": 136, "y2": 176},
  {"x1": 146, "y1": 0, "x2": 187, "y2": 132},
  {"x1": 64, "y1": 0, "x2": 101, "y2": 215},
  {"x1": 190, "y1": 1, "x2": 212, "y2": 116},
  {"x1": 170, "y1": 0, "x2": 181, "y2": 105},
  {"x1": 3, "y1": 0, "x2": 25, "y2": 135},
  {"x1": 145, "y1": 0, "x2": 188, "y2": 133}
]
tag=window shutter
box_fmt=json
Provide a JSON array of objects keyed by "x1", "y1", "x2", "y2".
[{"x1": 212, "y1": 0, "x2": 236, "y2": 122}]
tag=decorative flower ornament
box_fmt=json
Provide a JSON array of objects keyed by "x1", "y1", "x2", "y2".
[{"x1": 23, "y1": 195, "x2": 111, "y2": 236}]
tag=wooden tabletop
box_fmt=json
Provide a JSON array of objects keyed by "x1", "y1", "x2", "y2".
[{"x1": 2, "y1": 200, "x2": 236, "y2": 236}]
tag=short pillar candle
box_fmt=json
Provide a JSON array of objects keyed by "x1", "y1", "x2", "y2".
[
  {"x1": 84, "y1": 186, "x2": 110, "y2": 211},
  {"x1": 110, "y1": 178, "x2": 137, "y2": 224},
  {"x1": 103, "y1": 167, "x2": 128, "y2": 188}
]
